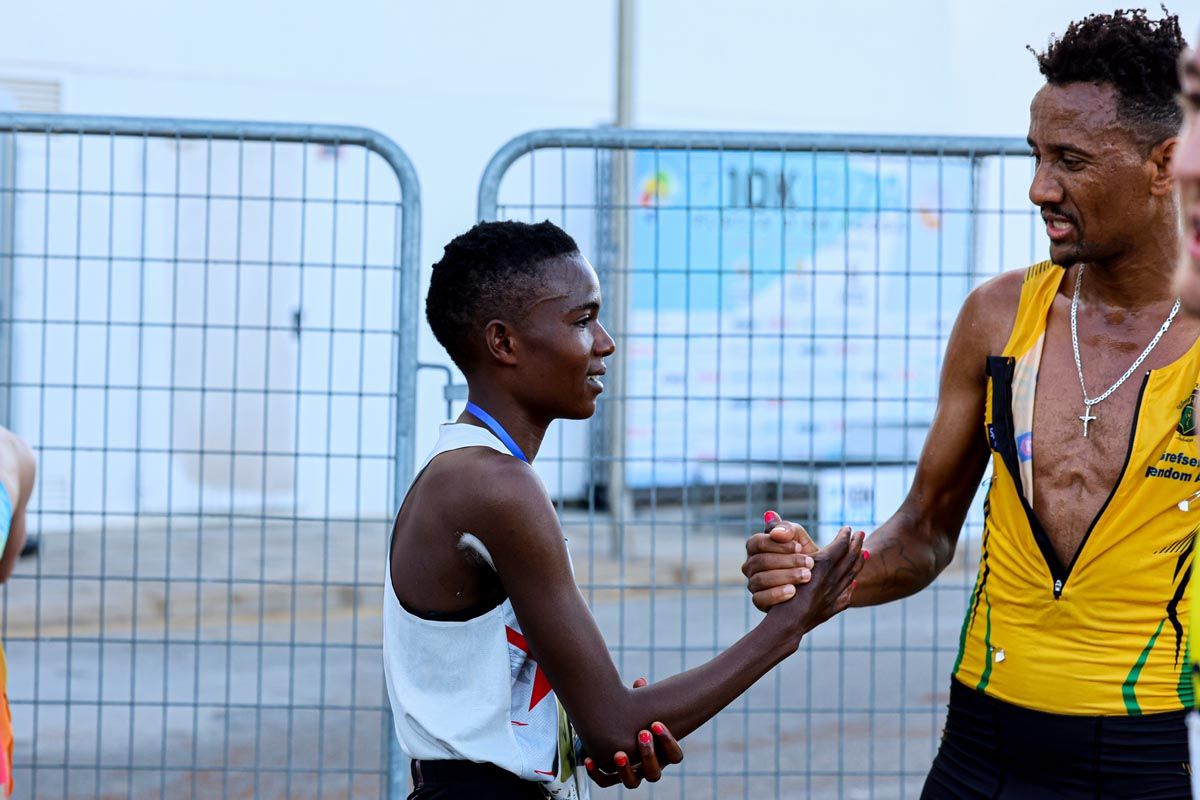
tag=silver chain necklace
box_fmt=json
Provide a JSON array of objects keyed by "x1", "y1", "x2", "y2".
[{"x1": 1071, "y1": 264, "x2": 1180, "y2": 437}]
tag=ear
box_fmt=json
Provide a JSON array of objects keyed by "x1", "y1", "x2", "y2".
[
  {"x1": 1148, "y1": 136, "x2": 1177, "y2": 197},
  {"x1": 483, "y1": 319, "x2": 519, "y2": 366}
]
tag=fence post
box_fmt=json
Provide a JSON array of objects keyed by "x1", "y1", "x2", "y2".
[{"x1": 0, "y1": 112, "x2": 422, "y2": 799}]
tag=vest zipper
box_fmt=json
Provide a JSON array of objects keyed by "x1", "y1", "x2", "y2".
[{"x1": 1052, "y1": 370, "x2": 1150, "y2": 600}]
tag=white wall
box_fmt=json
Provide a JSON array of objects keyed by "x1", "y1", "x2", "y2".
[
  {"x1": 635, "y1": 1, "x2": 1199, "y2": 135},
  {"x1": 0, "y1": 0, "x2": 1195, "y2": 488}
]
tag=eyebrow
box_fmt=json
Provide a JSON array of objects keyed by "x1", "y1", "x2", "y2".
[
  {"x1": 1026, "y1": 138, "x2": 1090, "y2": 156},
  {"x1": 566, "y1": 300, "x2": 600, "y2": 315},
  {"x1": 1180, "y1": 76, "x2": 1200, "y2": 108},
  {"x1": 1181, "y1": 52, "x2": 1200, "y2": 82}
]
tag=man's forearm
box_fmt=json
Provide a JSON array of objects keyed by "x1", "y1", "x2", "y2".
[{"x1": 850, "y1": 515, "x2": 955, "y2": 607}]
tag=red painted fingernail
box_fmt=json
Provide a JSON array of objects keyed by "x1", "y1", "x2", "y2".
[
  {"x1": 639, "y1": 731, "x2": 652, "y2": 745},
  {"x1": 614, "y1": 752, "x2": 629, "y2": 767},
  {"x1": 862, "y1": 549, "x2": 870, "y2": 561},
  {"x1": 764, "y1": 509, "x2": 779, "y2": 523},
  {"x1": 584, "y1": 757, "x2": 594, "y2": 770},
  {"x1": 852, "y1": 579, "x2": 858, "y2": 589},
  {"x1": 651, "y1": 722, "x2": 666, "y2": 735}
]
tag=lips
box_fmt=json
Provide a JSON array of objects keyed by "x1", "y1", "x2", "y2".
[
  {"x1": 587, "y1": 366, "x2": 606, "y2": 391},
  {"x1": 1043, "y1": 214, "x2": 1076, "y2": 243}
]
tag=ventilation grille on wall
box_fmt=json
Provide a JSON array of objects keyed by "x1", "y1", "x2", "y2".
[{"x1": 0, "y1": 78, "x2": 61, "y2": 112}]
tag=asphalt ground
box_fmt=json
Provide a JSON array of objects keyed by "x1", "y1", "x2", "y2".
[{"x1": 0, "y1": 512, "x2": 981, "y2": 799}]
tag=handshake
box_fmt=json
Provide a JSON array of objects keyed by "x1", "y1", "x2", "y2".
[
  {"x1": 741, "y1": 510, "x2": 869, "y2": 614},
  {"x1": 584, "y1": 509, "x2": 869, "y2": 789}
]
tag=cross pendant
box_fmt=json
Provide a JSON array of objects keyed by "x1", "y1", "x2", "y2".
[{"x1": 1080, "y1": 405, "x2": 1097, "y2": 437}]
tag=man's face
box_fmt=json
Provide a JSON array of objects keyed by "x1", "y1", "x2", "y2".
[
  {"x1": 1174, "y1": 47, "x2": 1200, "y2": 313},
  {"x1": 514, "y1": 253, "x2": 616, "y2": 421},
  {"x1": 1028, "y1": 82, "x2": 1157, "y2": 267}
]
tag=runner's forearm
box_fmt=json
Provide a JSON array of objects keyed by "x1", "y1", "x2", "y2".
[
  {"x1": 850, "y1": 512, "x2": 956, "y2": 607},
  {"x1": 572, "y1": 612, "x2": 800, "y2": 762}
]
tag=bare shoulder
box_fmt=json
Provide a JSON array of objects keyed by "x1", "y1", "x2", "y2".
[
  {"x1": 433, "y1": 446, "x2": 544, "y2": 501},
  {"x1": 955, "y1": 268, "x2": 1027, "y2": 355},
  {"x1": 429, "y1": 448, "x2": 560, "y2": 550},
  {"x1": 0, "y1": 429, "x2": 35, "y2": 507},
  {"x1": 969, "y1": 267, "x2": 1025, "y2": 309}
]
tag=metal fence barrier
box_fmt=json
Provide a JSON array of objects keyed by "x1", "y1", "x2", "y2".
[
  {"x1": 0, "y1": 113, "x2": 420, "y2": 799},
  {"x1": 478, "y1": 128, "x2": 1037, "y2": 798}
]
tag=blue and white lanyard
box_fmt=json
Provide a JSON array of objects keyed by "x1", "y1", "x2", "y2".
[{"x1": 465, "y1": 402, "x2": 529, "y2": 463}]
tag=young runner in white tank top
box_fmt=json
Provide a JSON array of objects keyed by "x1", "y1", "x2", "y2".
[
  {"x1": 385, "y1": 423, "x2": 582, "y2": 797},
  {"x1": 386, "y1": 221, "x2": 866, "y2": 798}
]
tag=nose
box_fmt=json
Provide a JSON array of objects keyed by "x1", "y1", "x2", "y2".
[
  {"x1": 1028, "y1": 160, "x2": 1064, "y2": 208},
  {"x1": 595, "y1": 320, "x2": 616, "y2": 357},
  {"x1": 1176, "y1": 121, "x2": 1200, "y2": 184}
]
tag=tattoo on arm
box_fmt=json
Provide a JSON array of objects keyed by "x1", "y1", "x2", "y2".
[
  {"x1": 874, "y1": 537, "x2": 930, "y2": 595},
  {"x1": 857, "y1": 518, "x2": 952, "y2": 606}
]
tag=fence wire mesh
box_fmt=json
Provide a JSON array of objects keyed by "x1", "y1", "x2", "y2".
[
  {"x1": 0, "y1": 113, "x2": 420, "y2": 799},
  {"x1": 478, "y1": 129, "x2": 1038, "y2": 799}
]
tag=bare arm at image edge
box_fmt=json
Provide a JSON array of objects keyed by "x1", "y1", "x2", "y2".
[{"x1": 0, "y1": 434, "x2": 35, "y2": 583}]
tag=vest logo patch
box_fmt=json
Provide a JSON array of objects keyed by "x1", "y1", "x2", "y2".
[
  {"x1": 1016, "y1": 432, "x2": 1033, "y2": 462},
  {"x1": 1177, "y1": 391, "x2": 1198, "y2": 438},
  {"x1": 1179, "y1": 404, "x2": 1195, "y2": 437}
]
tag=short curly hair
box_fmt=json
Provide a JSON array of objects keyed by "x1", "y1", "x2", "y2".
[
  {"x1": 426, "y1": 220, "x2": 580, "y2": 372},
  {"x1": 1031, "y1": 8, "x2": 1186, "y2": 150}
]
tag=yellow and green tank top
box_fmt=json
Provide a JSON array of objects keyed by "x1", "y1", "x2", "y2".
[
  {"x1": 1194, "y1": 572, "x2": 1200, "y2": 716},
  {"x1": 954, "y1": 260, "x2": 1200, "y2": 716}
]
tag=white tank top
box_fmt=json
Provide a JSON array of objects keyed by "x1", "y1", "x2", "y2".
[{"x1": 383, "y1": 423, "x2": 587, "y2": 799}]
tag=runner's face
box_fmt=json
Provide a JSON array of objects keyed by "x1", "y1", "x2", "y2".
[
  {"x1": 516, "y1": 253, "x2": 615, "y2": 421},
  {"x1": 1028, "y1": 82, "x2": 1157, "y2": 267},
  {"x1": 1174, "y1": 48, "x2": 1200, "y2": 314}
]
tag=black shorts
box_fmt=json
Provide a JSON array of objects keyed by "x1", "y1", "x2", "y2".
[
  {"x1": 921, "y1": 679, "x2": 1190, "y2": 799},
  {"x1": 408, "y1": 759, "x2": 547, "y2": 800}
]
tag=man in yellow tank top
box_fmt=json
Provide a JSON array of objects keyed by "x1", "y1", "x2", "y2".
[
  {"x1": 1170, "y1": 29, "x2": 1200, "y2": 797},
  {"x1": 743, "y1": 10, "x2": 1196, "y2": 797}
]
